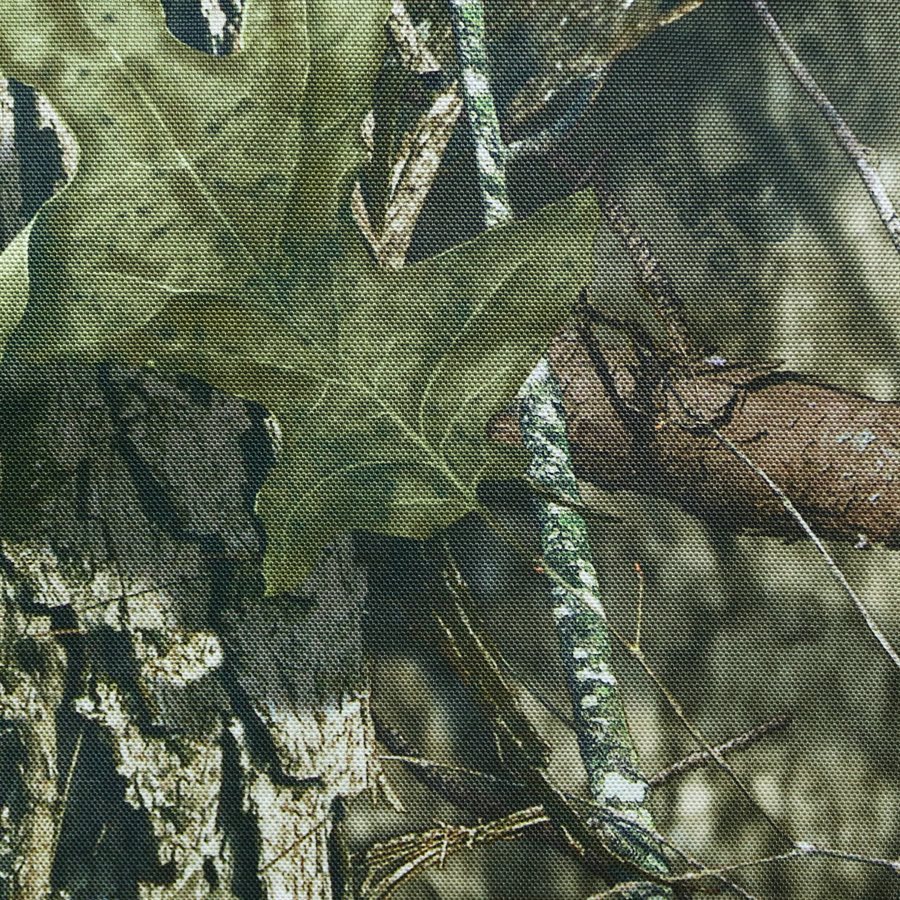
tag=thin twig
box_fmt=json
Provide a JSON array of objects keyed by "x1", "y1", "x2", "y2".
[
  {"x1": 646, "y1": 714, "x2": 792, "y2": 788},
  {"x1": 671, "y1": 842, "x2": 900, "y2": 885},
  {"x1": 747, "y1": 0, "x2": 900, "y2": 253},
  {"x1": 588, "y1": 170, "x2": 696, "y2": 363},
  {"x1": 372, "y1": 747, "x2": 900, "y2": 898},
  {"x1": 710, "y1": 426, "x2": 900, "y2": 671}
]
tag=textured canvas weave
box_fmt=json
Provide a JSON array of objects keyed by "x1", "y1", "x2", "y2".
[{"x1": 0, "y1": 2, "x2": 899, "y2": 898}]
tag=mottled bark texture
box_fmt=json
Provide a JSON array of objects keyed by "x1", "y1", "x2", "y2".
[
  {"x1": 491, "y1": 331, "x2": 900, "y2": 550},
  {"x1": 0, "y1": 359, "x2": 376, "y2": 900},
  {"x1": 448, "y1": 0, "x2": 512, "y2": 227},
  {"x1": 0, "y1": 56, "x2": 376, "y2": 900}
]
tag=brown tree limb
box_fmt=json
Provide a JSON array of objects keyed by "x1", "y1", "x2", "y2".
[{"x1": 490, "y1": 331, "x2": 900, "y2": 553}]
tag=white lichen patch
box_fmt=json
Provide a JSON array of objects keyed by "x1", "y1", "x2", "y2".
[
  {"x1": 0, "y1": 678, "x2": 46, "y2": 723},
  {"x1": 575, "y1": 663, "x2": 617, "y2": 685},
  {"x1": 835, "y1": 428, "x2": 877, "y2": 450},
  {"x1": 133, "y1": 631, "x2": 224, "y2": 685},
  {"x1": 462, "y1": 69, "x2": 490, "y2": 100},
  {"x1": 0, "y1": 79, "x2": 14, "y2": 162},
  {"x1": 601, "y1": 772, "x2": 647, "y2": 805},
  {"x1": 264, "y1": 412, "x2": 284, "y2": 460},
  {"x1": 2, "y1": 542, "x2": 179, "y2": 633}
]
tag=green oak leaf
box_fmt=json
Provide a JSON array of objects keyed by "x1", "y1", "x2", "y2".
[
  {"x1": 0, "y1": 1, "x2": 599, "y2": 593},
  {"x1": 0, "y1": 0, "x2": 388, "y2": 358},
  {"x1": 109, "y1": 192, "x2": 597, "y2": 593}
]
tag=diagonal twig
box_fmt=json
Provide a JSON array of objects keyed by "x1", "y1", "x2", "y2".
[{"x1": 747, "y1": 0, "x2": 900, "y2": 254}]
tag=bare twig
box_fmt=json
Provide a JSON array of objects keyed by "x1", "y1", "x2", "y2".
[
  {"x1": 361, "y1": 806, "x2": 551, "y2": 899},
  {"x1": 670, "y1": 842, "x2": 900, "y2": 887},
  {"x1": 588, "y1": 170, "x2": 696, "y2": 363},
  {"x1": 747, "y1": 0, "x2": 900, "y2": 253},
  {"x1": 646, "y1": 714, "x2": 792, "y2": 788},
  {"x1": 709, "y1": 426, "x2": 900, "y2": 672}
]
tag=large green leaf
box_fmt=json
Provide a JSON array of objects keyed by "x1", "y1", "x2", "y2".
[
  {"x1": 110, "y1": 192, "x2": 597, "y2": 593},
  {"x1": 0, "y1": 0, "x2": 598, "y2": 592},
  {"x1": 0, "y1": 0, "x2": 387, "y2": 357}
]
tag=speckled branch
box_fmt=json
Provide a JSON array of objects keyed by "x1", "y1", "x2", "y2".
[
  {"x1": 517, "y1": 361, "x2": 671, "y2": 893},
  {"x1": 447, "y1": 0, "x2": 513, "y2": 227},
  {"x1": 448, "y1": 2, "x2": 671, "y2": 890}
]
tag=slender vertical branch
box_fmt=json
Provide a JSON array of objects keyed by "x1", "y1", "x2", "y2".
[
  {"x1": 448, "y1": 1, "x2": 672, "y2": 892},
  {"x1": 747, "y1": 0, "x2": 900, "y2": 253},
  {"x1": 517, "y1": 362, "x2": 671, "y2": 892},
  {"x1": 447, "y1": 0, "x2": 513, "y2": 227}
]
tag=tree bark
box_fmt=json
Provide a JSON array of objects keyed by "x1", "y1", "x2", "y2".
[
  {"x1": 0, "y1": 60, "x2": 378, "y2": 900},
  {"x1": 490, "y1": 330, "x2": 900, "y2": 550}
]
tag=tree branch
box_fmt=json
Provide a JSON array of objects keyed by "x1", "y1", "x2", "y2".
[
  {"x1": 449, "y1": 3, "x2": 673, "y2": 894},
  {"x1": 747, "y1": 0, "x2": 900, "y2": 254},
  {"x1": 447, "y1": 0, "x2": 512, "y2": 227},
  {"x1": 490, "y1": 333, "x2": 900, "y2": 553}
]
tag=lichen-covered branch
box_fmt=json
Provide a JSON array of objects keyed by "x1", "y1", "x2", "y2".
[
  {"x1": 354, "y1": 2, "x2": 463, "y2": 268},
  {"x1": 448, "y1": 3, "x2": 671, "y2": 892},
  {"x1": 428, "y1": 558, "x2": 674, "y2": 889},
  {"x1": 447, "y1": 0, "x2": 512, "y2": 227},
  {"x1": 354, "y1": 83, "x2": 463, "y2": 268},
  {"x1": 517, "y1": 362, "x2": 671, "y2": 895}
]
